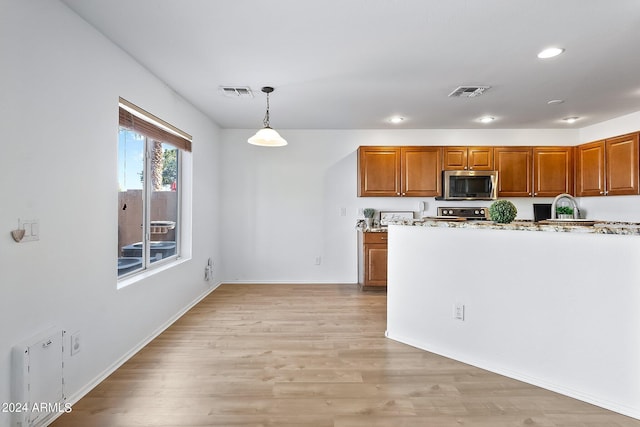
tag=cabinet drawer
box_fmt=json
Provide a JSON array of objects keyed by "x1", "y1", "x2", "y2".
[{"x1": 364, "y1": 232, "x2": 388, "y2": 244}]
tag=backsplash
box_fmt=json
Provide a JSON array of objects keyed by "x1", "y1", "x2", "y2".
[
  {"x1": 578, "y1": 195, "x2": 640, "y2": 222},
  {"x1": 358, "y1": 195, "x2": 640, "y2": 223}
]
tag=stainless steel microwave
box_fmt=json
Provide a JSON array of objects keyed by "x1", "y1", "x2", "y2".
[{"x1": 442, "y1": 170, "x2": 498, "y2": 200}]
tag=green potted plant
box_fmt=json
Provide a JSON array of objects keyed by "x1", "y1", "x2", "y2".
[
  {"x1": 363, "y1": 208, "x2": 376, "y2": 230},
  {"x1": 488, "y1": 200, "x2": 517, "y2": 224},
  {"x1": 556, "y1": 206, "x2": 574, "y2": 219}
]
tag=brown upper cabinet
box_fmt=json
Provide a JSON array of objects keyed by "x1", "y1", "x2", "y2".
[
  {"x1": 575, "y1": 141, "x2": 605, "y2": 196},
  {"x1": 494, "y1": 147, "x2": 532, "y2": 197},
  {"x1": 533, "y1": 147, "x2": 574, "y2": 197},
  {"x1": 358, "y1": 135, "x2": 636, "y2": 198},
  {"x1": 443, "y1": 146, "x2": 494, "y2": 171},
  {"x1": 358, "y1": 146, "x2": 441, "y2": 197},
  {"x1": 357, "y1": 146, "x2": 401, "y2": 197},
  {"x1": 576, "y1": 133, "x2": 639, "y2": 196},
  {"x1": 494, "y1": 146, "x2": 574, "y2": 197}
]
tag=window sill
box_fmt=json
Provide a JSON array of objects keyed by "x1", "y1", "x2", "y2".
[{"x1": 117, "y1": 257, "x2": 190, "y2": 290}]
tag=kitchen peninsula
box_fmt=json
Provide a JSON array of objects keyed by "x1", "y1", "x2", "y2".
[{"x1": 385, "y1": 221, "x2": 640, "y2": 420}]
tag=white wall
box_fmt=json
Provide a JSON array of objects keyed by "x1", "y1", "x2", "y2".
[
  {"x1": 580, "y1": 110, "x2": 640, "y2": 143},
  {"x1": 2, "y1": 1, "x2": 639, "y2": 422},
  {"x1": 221, "y1": 112, "x2": 640, "y2": 284},
  {"x1": 220, "y1": 129, "x2": 578, "y2": 283},
  {"x1": 0, "y1": 1, "x2": 222, "y2": 424},
  {"x1": 387, "y1": 225, "x2": 640, "y2": 419}
]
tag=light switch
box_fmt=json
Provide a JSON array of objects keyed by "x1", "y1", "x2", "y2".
[
  {"x1": 31, "y1": 221, "x2": 39, "y2": 238},
  {"x1": 21, "y1": 219, "x2": 39, "y2": 242}
]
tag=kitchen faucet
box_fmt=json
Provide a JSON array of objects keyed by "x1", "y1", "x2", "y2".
[{"x1": 550, "y1": 193, "x2": 580, "y2": 219}]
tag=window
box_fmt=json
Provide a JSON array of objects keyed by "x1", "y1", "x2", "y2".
[{"x1": 117, "y1": 98, "x2": 192, "y2": 279}]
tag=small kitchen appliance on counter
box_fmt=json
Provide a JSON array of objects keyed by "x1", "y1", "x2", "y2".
[{"x1": 533, "y1": 203, "x2": 552, "y2": 222}]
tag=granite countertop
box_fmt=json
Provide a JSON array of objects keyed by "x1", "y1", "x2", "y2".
[
  {"x1": 383, "y1": 218, "x2": 640, "y2": 236},
  {"x1": 360, "y1": 227, "x2": 388, "y2": 233}
]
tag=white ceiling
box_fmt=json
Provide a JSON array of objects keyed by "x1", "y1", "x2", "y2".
[{"x1": 61, "y1": 0, "x2": 640, "y2": 130}]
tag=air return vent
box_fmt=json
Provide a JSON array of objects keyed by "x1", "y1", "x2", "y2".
[
  {"x1": 218, "y1": 86, "x2": 254, "y2": 98},
  {"x1": 448, "y1": 86, "x2": 491, "y2": 98}
]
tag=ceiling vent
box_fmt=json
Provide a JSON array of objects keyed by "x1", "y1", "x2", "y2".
[
  {"x1": 448, "y1": 86, "x2": 491, "y2": 98},
  {"x1": 219, "y1": 86, "x2": 254, "y2": 99}
]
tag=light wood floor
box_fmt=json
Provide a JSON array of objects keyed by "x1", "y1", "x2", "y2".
[{"x1": 52, "y1": 284, "x2": 640, "y2": 427}]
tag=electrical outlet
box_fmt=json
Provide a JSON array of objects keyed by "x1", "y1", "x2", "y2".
[
  {"x1": 204, "y1": 258, "x2": 214, "y2": 281},
  {"x1": 315, "y1": 256, "x2": 322, "y2": 265},
  {"x1": 453, "y1": 303, "x2": 465, "y2": 321},
  {"x1": 70, "y1": 332, "x2": 81, "y2": 356}
]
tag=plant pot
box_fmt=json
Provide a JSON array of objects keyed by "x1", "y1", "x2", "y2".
[
  {"x1": 365, "y1": 218, "x2": 374, "y2": 230},
  {"x1": 557, "y1": 214, "x2": 573, "y2": 219}
]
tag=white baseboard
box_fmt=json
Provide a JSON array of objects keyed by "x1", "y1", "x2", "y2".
[
  {"x1": 385, "y1": 331, "x2": 640, "y2": 421},
  {"x1": 55, "y1": 281, "x2": 222, "y2": 417},
  {"x1": 220, "y1": 281, "x2": 359, "y2": 285}
]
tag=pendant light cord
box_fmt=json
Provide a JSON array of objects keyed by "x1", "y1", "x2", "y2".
[{"x1": 263, "y1": 91, "x2": 271, "y2": 128}]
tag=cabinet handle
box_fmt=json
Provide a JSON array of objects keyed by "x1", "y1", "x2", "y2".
[
  {"x1": 380, "y1": 237, "x2": 387, "y2": 240},
  {"x1": 600, "y1": 191, "x2": 605, "y2": 195},
  {"x1": 402, "y1": 193, "x2": 406, "y2": 196},
  {"x1": 534, "y1": 192, "x2": 537, "y2": 196},
  {"x1": 396, "y1": 192, "x2": 400, "y2": 195}
]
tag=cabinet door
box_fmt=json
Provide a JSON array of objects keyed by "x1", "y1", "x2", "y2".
[
  {"x1": 365, "y1": 244, "x2": 387, "y2": 287},
  {"x1": 495, "y1": 147, "x2": 532, "y2": 197},
  {"x1": 443, "y1": 147, "x2": 468, "y2": 170},
  {"x1": 533, "y1": 147, "x2": 574, "y2": 197},
  {"x1": 443, "y1": 147, "x2": 493, "y2": 170},
  {"x1": 401, "y1": 147, "x2": 442, "y2": 197},
  {"x1": 357, "y1": 147, "x2": 401, "y2": 197},
  {"x1": 576, "y1": 141, "x2": 605, "y2": 197},
  {"x1": 606, "y1": 133, "x2": 639, "y2": 196},
  {"x1": 467, "y1": 147, "x2": 494, "y2": 170}
]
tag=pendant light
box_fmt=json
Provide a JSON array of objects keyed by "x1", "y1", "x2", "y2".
[{"x1": 248, "y1": 86, "x2": 288, "y2": 147}]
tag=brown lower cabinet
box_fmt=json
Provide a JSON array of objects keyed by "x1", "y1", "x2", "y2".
[{"x1": 357, "y1": 231, "x2": 387, "y2": 290}]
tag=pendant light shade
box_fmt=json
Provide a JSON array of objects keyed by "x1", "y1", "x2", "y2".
[
  {"x1": 248, "y1": 86, "x2": 287, "y2": 147},
  {"x1": 248, "y1": 127, "x2": 287, "y2": 146}
]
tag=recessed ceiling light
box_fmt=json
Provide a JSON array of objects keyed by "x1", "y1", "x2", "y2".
[
  {"x1": 562, "y1": 117, "x2": 579, "y2": 124},
  {"x1": 547, "y1": 99, "x2": 565, "y2": 105},
  {"x1": 478, "y1": 116, "x2": 495, "y2": 124},
  {"x1": 538, "y1": 47, "x2": 565, "y2": 59},
  {"x1": 389, "y1": 116, "x2": 405, "y2": 124}
]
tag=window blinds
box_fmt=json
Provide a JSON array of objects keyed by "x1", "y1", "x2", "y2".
[{"x1": 118, "y1": 97, "x2": 192, "y2": 152}]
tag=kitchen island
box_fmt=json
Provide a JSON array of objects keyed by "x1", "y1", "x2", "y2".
[
  {"x1": 389, "y1": 217, "x2": 640, "y2": 235},
  {"x1": 386, "y1": 221, "x2": 640, "y2": 420}
]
